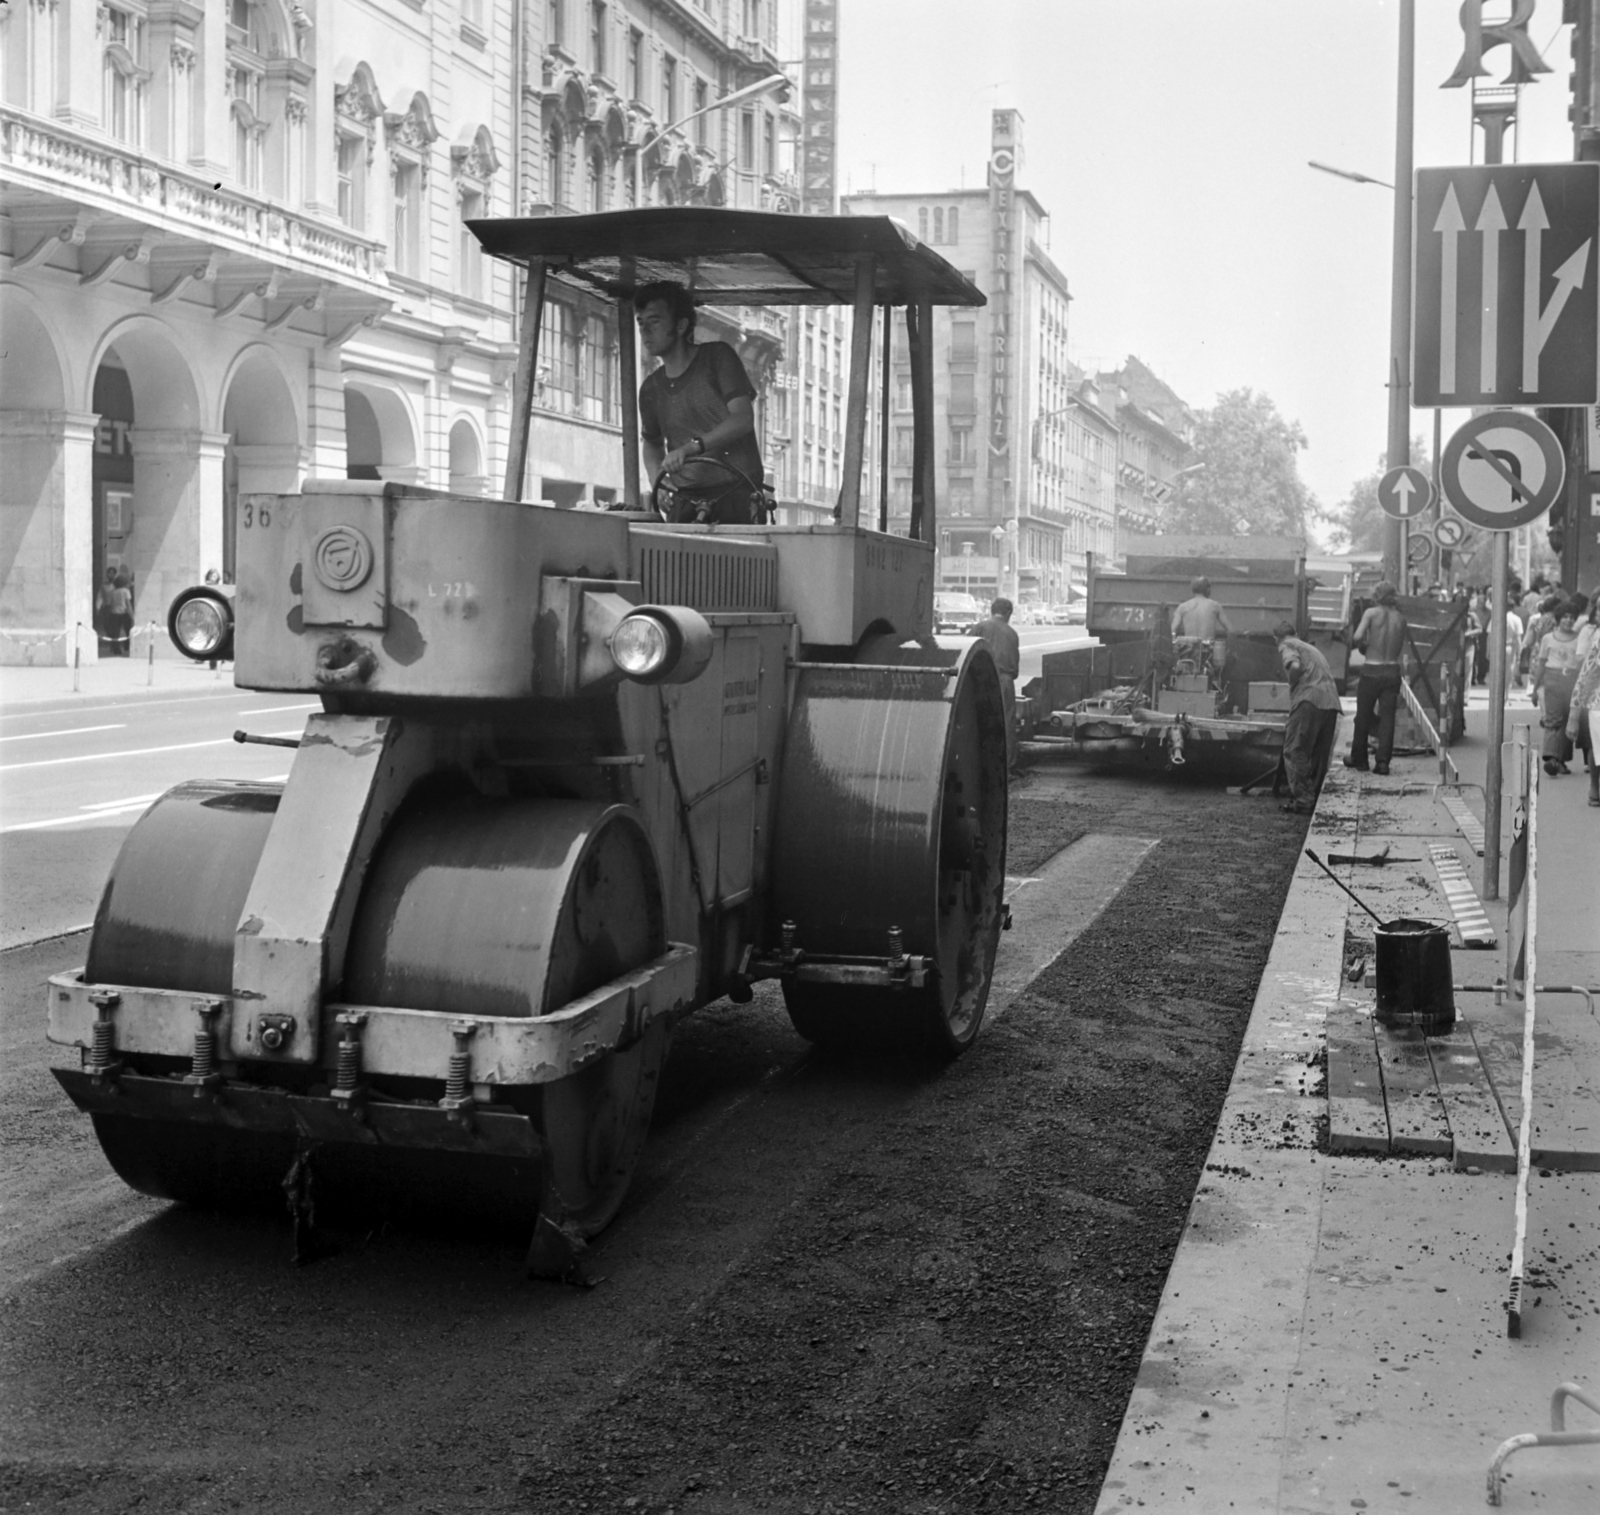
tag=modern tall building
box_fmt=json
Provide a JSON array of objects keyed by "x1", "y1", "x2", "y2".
[
  {"x1": 0, "y1": 0, "x2": 800, "y2": 663},
  {"x1": 843, "y1": 110, "x2": 1088, "y2": 604}
]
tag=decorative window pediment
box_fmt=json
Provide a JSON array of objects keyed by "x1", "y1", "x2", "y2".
[
  {"x1": 385, "y1": 92, "x2": 440, "y2": 154},
  {"x1": 335, "y1": 63, "x2": 384, "y2": 127},
  {"x1": 451, "y1": 125, "x2": 500, "y2": 182},
  {"x1": 104, "y1": 42, "x2": 151, "y2": 81}
]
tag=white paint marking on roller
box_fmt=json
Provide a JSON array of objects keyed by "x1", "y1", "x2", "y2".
[
  {"x1": 989, "y1": 834, "x2": 1160, "y2": 1023},
  {"x1": 1428, "y1": 843, "x2": 1496, "y2": 946}
]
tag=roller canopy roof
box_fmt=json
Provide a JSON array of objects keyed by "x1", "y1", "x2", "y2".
[{"x1": 467, "y1": 208, "x2": 985, "y2": 309}]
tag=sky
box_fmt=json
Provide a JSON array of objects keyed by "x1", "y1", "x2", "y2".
[{"x1": 813, "y1": 0, "x2": 1582, "y2": 518}]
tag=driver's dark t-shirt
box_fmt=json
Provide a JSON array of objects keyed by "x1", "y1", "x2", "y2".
[{"x1": 638, "y1": 341, "x2": 763, "y2": 492}]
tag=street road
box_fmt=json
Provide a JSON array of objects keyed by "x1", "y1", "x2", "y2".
[
  {"x1": 0, "y1": 686, "x2": 316, "y2": 948},
  {"x1": 0, "y1": 763, "x2": 1306, "y2": 1515}
]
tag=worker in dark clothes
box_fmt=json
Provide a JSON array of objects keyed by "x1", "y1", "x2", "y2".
[
  {"x1": 1273, "y1": 620, "x2": 1341, "y2": 814},
  {"x1": 972, "y1": 596, "x2": 1023, "y2": 777},
  {"x1": 1346, "y1": 580, "x2": 1408, "y2": 775},
  {"x1": 636, "y1": 280, "x2": 764, "y2": 524}
]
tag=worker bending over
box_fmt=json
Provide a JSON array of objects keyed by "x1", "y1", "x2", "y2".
[{"x1": 1273, "y1": 620, "x2": 1341, "y2": 815}]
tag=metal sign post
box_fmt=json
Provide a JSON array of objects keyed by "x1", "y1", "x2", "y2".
[{"x1": 1440, "y1": 407, "x2": 1564, "y2": 900}]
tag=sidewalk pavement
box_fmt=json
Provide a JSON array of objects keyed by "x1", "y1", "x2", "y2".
[
  {"x1": 1098, "y1": 700, "x2": 1600, "y2": 1514},
  {"x1": 0, "y1": 653, "x2": 240, "y2": 711}
]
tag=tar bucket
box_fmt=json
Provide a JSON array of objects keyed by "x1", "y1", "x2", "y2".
[{"x1": 1374, "y1": 918, "x2": 1455, "y2": 1032}]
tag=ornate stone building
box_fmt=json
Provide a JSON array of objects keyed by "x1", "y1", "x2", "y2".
[{"x1": 0, "y1": 0, "x2": 797, "y2": 663}]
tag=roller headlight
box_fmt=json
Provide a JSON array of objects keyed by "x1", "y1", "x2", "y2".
[
  {"x1": 167, "y1": 588, "x2": 235, "y2": 662},
  {"x1": 604, "y1": 605, "x2": 713, "y2": 686},
  {"x1": 610, "y1": 614, "x2": 672, "y2": 679}
]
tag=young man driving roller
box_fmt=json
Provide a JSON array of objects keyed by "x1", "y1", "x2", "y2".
[{"x1": 635, "y1": 281, "x2": 764, "y2": 524}]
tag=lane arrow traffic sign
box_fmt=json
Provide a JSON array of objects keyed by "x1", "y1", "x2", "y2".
[{"x1": 1377, "y1": 464, "x2": 1434, "y2": 520}]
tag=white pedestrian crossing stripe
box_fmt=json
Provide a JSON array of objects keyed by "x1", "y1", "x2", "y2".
[
  {"x1": 1428, "y1": 843, "x2": 1496, "y2": 946},
  {"x1": 1439, "y1": 792, "x2": 1486, "y2": 855}
]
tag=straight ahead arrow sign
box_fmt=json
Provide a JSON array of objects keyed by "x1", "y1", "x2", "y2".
[
  {"x1": 1435, "y1": 184, "x2": 1465, "y2": 396},
  {"x1": 1476, "y1": 184, "x2": 1507, "y2": 394}
]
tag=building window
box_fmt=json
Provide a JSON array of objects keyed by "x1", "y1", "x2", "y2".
[
  {"x1": 462, "y1": 0, "x2": 485, "y2": 30},
  {"x1": 949, "y1": 372, "x2": 976, "y2": 415},
  {"x1": 763, "y1": 114, "x2": 775, "y2": 176},
  {"x1": 545, "y1": 124, "x2": 565, "y2": 205},
  {"x1": 948, "y1": 206, "x2": 959, "y2": 242},
  {"x1": 950, "y1": 320, "x2": 976, "y2": 362},
  {"x1": 917, "y1": 206, "x2": 928, "y2": 241},
  {"x1": 739, "y1": 110, "x2": 755, "y2": 170},
  {"x1": 458, "y1": 186, "x2": 484, "y2": 301},
  {"x1": 391, "y1": 160, "x2": 421, "y2": 277},
  {"x1": 742, "y1": 0, "x2": 761, "y2": 38},
  {"x1": 893, "y1": 427, "x2": 914, "y2": 466},
  {"x1": 585, "y1": 145, "x2": 605, "y2": 213},
  {"x1": 949, "y1": 427, "x2": 973, "y2": 464},
  {"x1": 627, "y1": 29, "x2": 643, "y2": 102},
  {"x1": 589, "y1": 0, "x2": 606, "y2": 73},
  {"x1": 103, "y1": 3, "x2": 148, "y2": 147},
  {"x1": 895, "y1": 374, "x2": 912, "y2": 411},
  {"x1": 541, "y1": 302, "x2": 572, "y2": 410},
  {"x1": 693, "y1": 80, "x2": 708, "y2": 146},
  {"x1": 933, "y1": 207, "x2": 944, "y2": 243},
  {"x1": 661, "y1": 54, "x2": 677, "y2": 122},
  {"x1": 949, "y1": 481, "x2": 974, "y2": 516},
  {"x1": 547, "y1": 0, "x2": 564, "y2": 50},
  {"x1": 337, "y1": 132, "x2": 366, "y2": 228},
  {"x1": 583, "y1": 315, "x2": 614, "y2": 422}
]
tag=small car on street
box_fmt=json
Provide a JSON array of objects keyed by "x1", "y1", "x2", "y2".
[{"x1": 934, "y1": 590, "x2": 983, "y2": 632}]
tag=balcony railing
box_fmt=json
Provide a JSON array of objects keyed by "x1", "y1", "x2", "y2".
[{"x1": 1, "y1": 107, "x2": 389, "y2": 288}]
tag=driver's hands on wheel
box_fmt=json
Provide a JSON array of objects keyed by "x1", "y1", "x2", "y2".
[{"x1": 660, "y1": 437, "x2": 706, "y2": 476}]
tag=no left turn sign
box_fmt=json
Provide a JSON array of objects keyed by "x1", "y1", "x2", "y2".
[{"x1": 1440, "y1": 410, "x2": 1565, "y2": 531}]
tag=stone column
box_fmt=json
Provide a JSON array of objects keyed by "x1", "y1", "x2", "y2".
[
  {"x1": 0, "y1": 410, "x2": 96, "y2": 666},
  {"x1": 196, "y1": 430, "x2": 229, "y2": 584}
]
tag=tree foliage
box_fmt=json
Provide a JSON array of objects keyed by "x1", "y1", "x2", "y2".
[
  {"x1": 1327, "y1": 436, "x2": 1433, "y2": 554},
  {"x1": 1165, "y1": 388, "x2": 1318, "y2": 538}
]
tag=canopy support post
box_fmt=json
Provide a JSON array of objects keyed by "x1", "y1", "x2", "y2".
[
  {"x1": 907, "y1": 297, "x2": 936, "y2": 543},
  {"x1": 502, "y1": 259, "x2": 546, "y2": 503},
  {"x1": 878, "y1": 302, "x2": 892, "y2": 534},
  {"x1": 836, "y1": 254, "x2": 877, "y2": 525},
  {"x1": 618, "y1": 274, "x2": 640, "y2": 508}
]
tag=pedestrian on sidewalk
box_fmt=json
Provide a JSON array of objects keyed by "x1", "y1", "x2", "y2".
[
  {"x1": 104, "y1": 567, "x2": 134, "y2": 658},
  {"x1": 1532, "y1": 596, "x2": 1587, "y2": 776},
  {"x1": 1505, "y1": 601, "x2": 1526, "y2": 690},
  {"x1": 1273, "y1": 621, "x2": 1341, "y2": 814},
  {"x1": 1566, "y1": 606, "x2": 1600, "y2": 806},
  {"x1": 1345, "y1": 580, "x2": 1407, "y2": 775}
]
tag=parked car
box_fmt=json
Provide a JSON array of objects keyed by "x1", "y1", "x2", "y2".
[{"x1": 934, "y1": 591, "x2": 984, "y2": 633}]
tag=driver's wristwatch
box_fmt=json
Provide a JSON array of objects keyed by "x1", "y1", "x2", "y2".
[{"x1": 690, "y1": 435, "x2": 705, "y2": 455}]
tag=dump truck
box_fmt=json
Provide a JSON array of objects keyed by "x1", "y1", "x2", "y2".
[
  {"x1": 1026, "y1": 535, "x2": 1309, "y2": 771},
  {"x1": 44, "y1": 209, "x2": 1010, "y2": 1276}
]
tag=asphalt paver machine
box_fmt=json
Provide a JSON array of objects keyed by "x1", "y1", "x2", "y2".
[{"x1": 46, "y1": 210, "x2": 1009, "y2": 1274}]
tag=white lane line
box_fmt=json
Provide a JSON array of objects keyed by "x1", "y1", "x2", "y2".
[
  {"x1": 240, "y1": 702, "x2": 319, "y2": 716},
  {"x1": 0, "y1": 730, "x2": 302, "y2": 774},
  {"x1": 3, "y1": 801, "x2": 156, "y2": 833},
  {"x1": 81, "y1": 791, "x2": 163, "y2": 811},
  {"x1": 0, "y1": 723, "x2": 126, "y2": 743}
]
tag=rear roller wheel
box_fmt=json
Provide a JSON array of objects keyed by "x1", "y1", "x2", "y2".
[
  {"x1": 80, "y1": 781, "x2": 288, "y2": 1207},
  {"x1": 773, "y1": 637, "x2": 1008, "y2": 1058}
]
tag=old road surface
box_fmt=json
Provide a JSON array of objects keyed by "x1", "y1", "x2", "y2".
[{"x1": 0, "y1": 760, "x2": 1309, "y2": 1515}]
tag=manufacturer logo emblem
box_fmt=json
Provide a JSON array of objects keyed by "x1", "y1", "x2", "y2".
[{"x1": 312, "y1": 526, "x2": 374, "y2": 593}]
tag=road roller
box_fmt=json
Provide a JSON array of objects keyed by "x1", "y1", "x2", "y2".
[{"x1": 46, "y1": 209, "x2": 1009, "y2": 1275}]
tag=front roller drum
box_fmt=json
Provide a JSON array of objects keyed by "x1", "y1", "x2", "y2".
[
  {"x1": 73, "y1": 784, "x2": 673, "y2": 1271},
  {"x1": 771, "y1": 638, "x2": 1008, "y2": 1056}
]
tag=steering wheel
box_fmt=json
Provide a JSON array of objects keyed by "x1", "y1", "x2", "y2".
[{"x1": 650, "y1": 454, "x2": 765, "y2": 525}]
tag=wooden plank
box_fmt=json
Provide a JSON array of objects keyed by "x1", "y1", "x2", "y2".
[
  {"x1": 1374, "y1": 1024, "x2": 1453, "y2": 1155},
  {"x1": 1425, "y1": 1019, "x2": 1516, "y2": 1171},
  {"x1": 1326, "y1": 1000, "x2": 1389, "y2": 1153}
]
